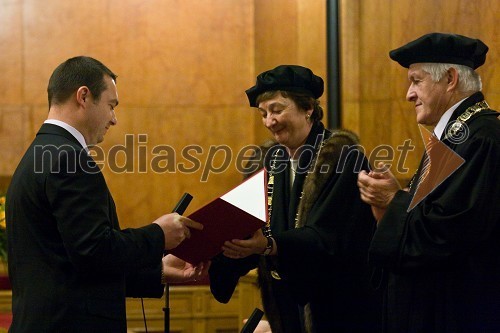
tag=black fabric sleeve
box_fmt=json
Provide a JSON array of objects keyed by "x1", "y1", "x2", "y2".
[
  {"x1": 209, "y1": 253, "x2": 259, "y2": 303},
  {"x1": 274, "y1": 153, "x2": 376, "y2": 303},
  {"x1": 370, "y1": 126, "x2": 500, "y2": 271}
]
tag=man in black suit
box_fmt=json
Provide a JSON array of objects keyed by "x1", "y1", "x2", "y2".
[{"x1": 6, "y1": 56, "x2": 209, "y2": 332}]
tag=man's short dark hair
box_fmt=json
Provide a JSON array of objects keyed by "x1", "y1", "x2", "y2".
[{"x1": 47, "y1": 56, "x2": 117, "y2": 108}]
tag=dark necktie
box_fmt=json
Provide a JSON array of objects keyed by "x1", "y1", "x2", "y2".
[{"x1": 414, "y1": 134, "x2": 437, "y2": 192}]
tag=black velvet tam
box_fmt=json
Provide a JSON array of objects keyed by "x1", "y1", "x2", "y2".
[
  {"x1": 245, "y1": 65, "x2": 324, "y2": 107},
  {"x1": 389, "y1": 32, "x2": 488, "y2": 69}
]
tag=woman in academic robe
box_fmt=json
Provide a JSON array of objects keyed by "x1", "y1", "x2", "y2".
[{"x1": 209, "y1": 65, "x2": 382, "y2": 333}]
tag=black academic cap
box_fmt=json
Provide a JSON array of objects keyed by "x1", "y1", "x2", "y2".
[
  {"x1": 389, "y1": 33, "x2": 488, "y2": 69},
  {"x1": 245, "y1": 65, "x2": 324, "y2": 107}
]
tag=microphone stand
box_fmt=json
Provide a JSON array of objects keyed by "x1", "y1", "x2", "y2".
[
  {"x1": 163, "y1": 283, "x2": 170, "y2": 333},
  {"x1": 164, "y1": 193, "x2": 193, "y2": 333}
]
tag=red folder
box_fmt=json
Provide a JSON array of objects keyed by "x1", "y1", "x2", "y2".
[{"x1": 170, "y1": 169, "x2": 267, "y2": 264}]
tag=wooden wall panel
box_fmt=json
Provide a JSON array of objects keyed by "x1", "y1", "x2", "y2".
[
  {"x1": 3, "y1": 0, "x2": 497, "y2": 225},
  {"x1": 101, "y1": 105, "x2": 254, "y2": 222},
  {"x1": 23, "y1": 0, "x2": 110, "y2": 106},
  {"x1": 105, "y1": 0, "x2": 254, "y2": 107},
  {"x1": 341, "y1": 0, "x2": 500, "y2": 183},
  {"x1": 339, "y1": 0, "x2": 361, "y2": 134},
  {"x1": 297, "y1": 0, "x2": 328, "y2": 124},
  {"x1": 0, "y1": 0, "x2": 23, "y2": 105},
  {"x1": 254, "y1": 0, "x2": 299, "y2": 73},
  {"x1": 0, "y1": 0, "x2": 327, "y2": 227},
  {"x1": 252, "y1": 0, "x2": 327, "y2": 144},
  {"x1": 358, "y1": 0, "x2": 393, "y2": 154},
  {"x1": 96, "y1": 0, "x2": 256, "y2": 224},
  {"x1": 0, "y1": 0, "x2": 258, "y2": 228},
  {"x1": 0, "y1": 106, "x2": 32, "y2": 175},
  {"x1": 0, "y1": 0, "x2": 27, "y2": 177},
  {"x1": 252, "y1": 0, "x2": 299, "y2": 143}
]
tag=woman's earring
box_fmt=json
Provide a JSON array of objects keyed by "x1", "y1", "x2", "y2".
[{"x1": 306, "y1": 114, "x2": 311, "y2": 119}]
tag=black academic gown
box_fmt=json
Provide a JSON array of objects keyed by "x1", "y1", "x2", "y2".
[
  {"x1": 210, "y1": 123, "x2": 382, "y2": 333},
  {"x1": 369, "y1": 92, "x2": 500, "y2": 333}
]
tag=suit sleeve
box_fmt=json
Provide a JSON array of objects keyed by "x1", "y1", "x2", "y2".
[
  {"x1": 45, "y1": 149, "x2": 165, "y2": 274},
  {"x1": 126, "y1": 264, "x2": 165, "y2": 298}
]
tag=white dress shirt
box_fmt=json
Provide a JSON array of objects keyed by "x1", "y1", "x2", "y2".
[{"x1": 44, "y1": 119, "x2": 89, "y2": 153}]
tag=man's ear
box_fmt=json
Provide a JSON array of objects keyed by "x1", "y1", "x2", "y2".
[
  {"x1": 446, "y1": 67, "x2": 459, "y2": 92},
  {"x1": 76, "y1": 86, "x2": 90, "y2": 106}
]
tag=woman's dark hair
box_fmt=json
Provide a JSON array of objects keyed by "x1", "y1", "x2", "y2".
[
  {"x1": 255, "y1": 90, "x2": 323, "y2": 123},
  {"x1": 47, "y1": 56, "x2": 117, "y2": 108}
]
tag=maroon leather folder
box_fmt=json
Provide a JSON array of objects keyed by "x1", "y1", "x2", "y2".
[{"x1": 170, "y1": 170, "x2": 267, "y2": 264}]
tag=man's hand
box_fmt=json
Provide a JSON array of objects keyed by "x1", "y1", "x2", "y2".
[
  {"x1": 357, "y1": 163, "x2": 401, "y2": 221},
  {"x1": 162, "y1": 254, "x2": 210, "y2": 284},
  {"x1": 153, "y1": 213, "x2": 203, "y2": 250}
]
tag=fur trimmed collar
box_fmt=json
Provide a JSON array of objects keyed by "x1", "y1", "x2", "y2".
[{"x1": 295, "y1": 129, "x2": 360, "y2": 228}]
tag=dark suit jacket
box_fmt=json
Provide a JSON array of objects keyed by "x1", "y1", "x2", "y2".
[{"x1": 6, "y1": 124, "x2": 165, "y2": 333}]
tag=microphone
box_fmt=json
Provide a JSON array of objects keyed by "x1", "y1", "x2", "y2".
[
  {"x1": 240, "y1": 308, "x2": 264, "y2": 333},
  {"x1": 171, "y1": 193, "x2": 193, "y2": 214}
]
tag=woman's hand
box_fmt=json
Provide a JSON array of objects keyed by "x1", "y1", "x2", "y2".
[{"x1": 222, "y1": 228, "x2": 268, "y2": 259}]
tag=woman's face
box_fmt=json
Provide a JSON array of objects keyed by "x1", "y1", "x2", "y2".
[{"x1": 258, "y1": 93, "x2": 313, "y2": 155}]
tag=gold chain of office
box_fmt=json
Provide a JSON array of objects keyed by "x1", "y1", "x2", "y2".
[
  {"x1": 446, "y1": 100, "x2": 490, "y2": 138},
  {"x1": 265, "y1": 130, "x2": 327, "y2": 232},
  {"x1": 264, "y1": 130, "x2": 327, "y2": 280},
  {"x1": 409, "y1": 100, "x2": 490, "y2": 191}
]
